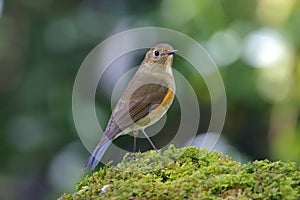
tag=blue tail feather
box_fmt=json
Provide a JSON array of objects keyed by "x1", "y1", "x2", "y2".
[{"x1": 85, "y1": 139, "x2": 112, "y2": 169}]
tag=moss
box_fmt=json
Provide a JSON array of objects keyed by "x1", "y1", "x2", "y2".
[{"x1": 59, "y1": 145, "x2": 300, "y2": 200}]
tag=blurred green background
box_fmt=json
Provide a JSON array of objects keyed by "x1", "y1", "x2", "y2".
[{"x1": 1, "y1": 0, "x2": 300, "y2": 199}]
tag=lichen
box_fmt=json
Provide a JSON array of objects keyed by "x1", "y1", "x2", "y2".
[{"x1": 59, "y1": 145, "x2": 300, "y2": 199}]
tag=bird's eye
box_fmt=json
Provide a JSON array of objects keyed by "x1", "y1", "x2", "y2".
[{"x1": 153, "y1": 50, "x2": 160, "y2": 57}]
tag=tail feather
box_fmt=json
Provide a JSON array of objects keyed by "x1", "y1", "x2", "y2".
[{"x1": 85, "y1": 139, "x2": 112, "y2": 169}]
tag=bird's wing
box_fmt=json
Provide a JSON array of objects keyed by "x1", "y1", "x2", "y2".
[
  {"x1": 100, "y1": 83, "x2": 169, "y2": 144},
  {"x1": 85, "y1": 84, "x2": 171, "y2": 168}
]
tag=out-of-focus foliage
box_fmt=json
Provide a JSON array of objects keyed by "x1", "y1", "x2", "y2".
[{"x1": 0, "y1": 0, "x2": 300, "y2": 199}]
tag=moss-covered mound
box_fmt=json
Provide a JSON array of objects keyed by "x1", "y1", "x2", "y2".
[{"x1": 59, "y1": 145, "x2": 300, "y2": 199}]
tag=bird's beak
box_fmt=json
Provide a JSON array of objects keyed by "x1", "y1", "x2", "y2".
[{"x1": 167, "y1": 49, "x2": 178, "y2": 55}]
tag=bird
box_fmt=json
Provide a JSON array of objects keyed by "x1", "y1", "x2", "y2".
[{"x1": 85, "y1": 43, "x2": 177, "y2": 169}]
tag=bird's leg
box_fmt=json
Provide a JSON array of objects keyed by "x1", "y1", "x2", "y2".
[
  {"x1": 141, "y1": 129, "x2": 158, "y2": 151},
  {"x1": 133, "y1": 130, "x2": 139, "y2": 152}
]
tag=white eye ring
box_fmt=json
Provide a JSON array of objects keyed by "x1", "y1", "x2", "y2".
[{"x1": 153, "y1": 50, "x2": 160, "y2": 57}]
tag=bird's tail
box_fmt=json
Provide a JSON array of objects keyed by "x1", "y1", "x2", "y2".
[{"x1": 85, "y1": 139, "x2": 112, "y2": 169}]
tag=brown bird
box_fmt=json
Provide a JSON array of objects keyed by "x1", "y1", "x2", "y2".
[{"x1": 85, "y1": 43, "x2": 177, "y2": 169}]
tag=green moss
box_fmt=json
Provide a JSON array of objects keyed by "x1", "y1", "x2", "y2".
[{"x1": 59, "y1": 145, "x2": 300, "y2": 200}]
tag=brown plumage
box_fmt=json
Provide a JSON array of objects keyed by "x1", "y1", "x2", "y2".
[{"x1": 85, "y1": 43, "x2": 177, "y2": 169}]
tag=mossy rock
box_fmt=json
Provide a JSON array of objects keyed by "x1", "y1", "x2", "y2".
[{"x1": 59, "y1": 145, "x2": 300, "y2": 199}]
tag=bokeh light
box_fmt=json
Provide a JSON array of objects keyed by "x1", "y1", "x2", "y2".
[
  {"x1": 1, "y1": 0, "x2": 300, "y2": 199},
  {"x1": 206, "y1": 29, "x2": 241, "y2": 67},
  {"x1": 256, "y1": 0, "x2": 296, "y2": 25},
  {"x1": 243, "y1": 28, "x2": 292, "y2": 68},
  {"x1": 48, "y1": 142, "x2": 85, "y2": 195}
]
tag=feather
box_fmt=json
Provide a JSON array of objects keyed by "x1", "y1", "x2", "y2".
[{"x1": 85, "y1": 139, "x2": 112, "y2": 169}]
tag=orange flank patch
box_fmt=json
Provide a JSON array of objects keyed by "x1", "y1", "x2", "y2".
[
  {"x1": 161, "y1": 89, "x2": 174, "y2": 107},
  {"x1": 147, "y1": 88, "x2": 174, "y2": 123}
]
